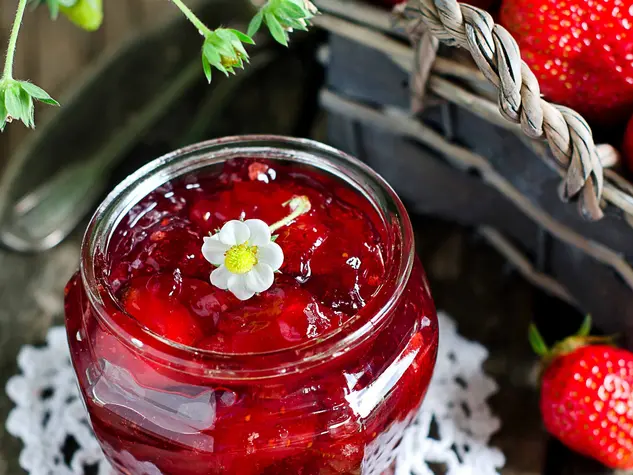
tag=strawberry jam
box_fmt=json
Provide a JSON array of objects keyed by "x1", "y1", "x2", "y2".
[{"x1": 65, "y1": 137, "x2": 438, "y2": 475}]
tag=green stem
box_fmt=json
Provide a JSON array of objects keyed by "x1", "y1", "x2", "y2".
[
  {"x1": 269, "y1": 196, "x2": 312, "y2": 232},
  {"x1": 2, "y1": 0, "x2": 28, "y2": 82},
  {"x1": 171, "y1": 0, "x2": 212, "y2": 36}
]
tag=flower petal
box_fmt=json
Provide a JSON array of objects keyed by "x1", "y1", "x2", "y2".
[
  {"x1": 201, "y1": 235, "x2": 230, "y2": 266},
  {"x1": 219, "y1": 220, "x2": 250, "y2": 245},
  {"x1": 257, "y1": 242, "x2": 284, "y2": 271},
  {"x1": 245, "y1": 219, "x2": 271, "y2": 246},
  {"x1": 210, "y1": 265, "x2": 232, "y2": 289},
  {"x1": 228, "y1": 274, "x2": 256, "y2": 301},
  {"x1": 244, "y1": 263, "x2": 274, "y2": 294}
]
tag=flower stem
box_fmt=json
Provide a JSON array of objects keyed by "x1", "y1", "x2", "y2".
[
  {"x1": 269, "y1": 196, "x2": 312, "y2": 232},
  {"x1": 171, "y1": 0, "x2": 212, "y2": 36},
  {"x1": 2, "y1": 0, "x2": 28, "y2": 82}
]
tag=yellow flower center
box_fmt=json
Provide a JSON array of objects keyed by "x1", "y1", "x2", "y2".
[
  {"x1": 224, "y1": 243, "x2": 258, "y2": 274},
  {"x1": 221, "y1": 54, "x2": 241, "y2": 68}
]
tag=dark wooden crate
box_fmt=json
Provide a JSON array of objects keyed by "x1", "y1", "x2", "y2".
[{"x1": 323, "y1": 34, "x2": 633, "y2": 349}]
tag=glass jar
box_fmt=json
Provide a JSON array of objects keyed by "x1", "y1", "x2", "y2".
[{"x1": 64, "y1": 136, "x2": 439, "y2": 475}]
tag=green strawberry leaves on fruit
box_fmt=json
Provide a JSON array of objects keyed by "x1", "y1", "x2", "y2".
[
  {"x1": 529, "y1": 315, "x2": 612, "y2": 365},
  {"x1": 201, "y1": 29, "x2": 255, "y2": 83},
  {"x1": 248, "y1": 0, "x2": 318, "y2": 46},
  {"x1": 0, "y1": 79, "x2": 59, "y2": 131},
  {"x1": 30, "y1": 0, "x2": 103, "y2": 31}
]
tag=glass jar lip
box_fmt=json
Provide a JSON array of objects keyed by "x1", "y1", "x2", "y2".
[{"x1": 80, "y1": 135, "x2": 415, "y2": 378}]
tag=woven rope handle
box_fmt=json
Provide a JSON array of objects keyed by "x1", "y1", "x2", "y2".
[{"x1": 413, "y1": 0, "x2": 604, "y2": 220}]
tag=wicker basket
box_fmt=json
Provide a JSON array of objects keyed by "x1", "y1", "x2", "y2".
[{"x1": 313, "y1": 0, "x2": 633, "y2": 346}]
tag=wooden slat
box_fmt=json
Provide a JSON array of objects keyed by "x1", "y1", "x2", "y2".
[
  {"x1": 140, "y1": 0, "x2": 182, "y2": 27},
  {"x1": 101, "y1": 0, "x2": 139, "y2": 45}
]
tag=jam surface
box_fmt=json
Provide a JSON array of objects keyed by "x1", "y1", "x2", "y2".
[
  {"x1": 65, "y1": 156, "x2": 439, "y2": 475},
  {"x1": 107, "y1": 158, "x2": 387, "y2": 352}
]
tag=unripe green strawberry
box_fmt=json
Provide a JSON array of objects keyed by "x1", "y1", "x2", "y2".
[{"x1": 60, "y1": 0, "x2": 103, "y2": 32}]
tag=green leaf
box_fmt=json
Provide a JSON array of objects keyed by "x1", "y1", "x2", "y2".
[
  {"x1": 5, "y1": 84, "x2": 24, "y2": 122},
  {"x1": 247, "y1": 10, "x2": 264, "y2": 37},
  {"x1": 230, "y1": 38, "x2": 249, "y2": 58},
  {"x1": 19, "y1": 88, "x2": 35, "y2": 128},
  {"x1": 0, "y1": 90, "x2": 6, "y2": 132},
  {"x1": 265, "y1": 12, "x2": 288, "y2": 46},
  {"x1": 215, "y1": 29, "x2": 249, "y2": 58},
  {"x1": 577, "y1": 314, "x2": 592, "y2": 338},
  {"x1": 203, "y1": 43, "x2": 229, "y2": 75},
  {"x1": 277, "y1": 15, "x2": 307, "y2": 31},
  {"x1": 277, "y1": 1, "x2": 306, "y2": 19},
  {"x1": 528, "y1": 324, "x2": 549, "y2": 357},
  {"x1": 208, "y1": 35, "x2": 236, "y2": 59},
  {"x1": 19, "y1": 81, "x2": 59, "y2": 106},
  {"x1": 203, "y1": 42, "x2": 222, "y2": 66},
  {"x1": 47, "y1": 0, "x2": 60, "y2": 19},
  {"x1": 201, "y1": 54, "x2": 212, "y2": 83},
  {"x1": 228, "y1": 29, "x2": 255, "y2": 45}
]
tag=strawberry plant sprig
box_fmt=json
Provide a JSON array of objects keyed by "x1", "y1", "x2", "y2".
[
  {"x1": 1, "y1": 0, "x2": 318, "y2": 132},
  {"x1": 248, "y1": 0, "x2": 318, "y2": 46},
  {"x1": 170, "y1": 0, "x2": 317, "y2": 83},
  {"x1": 169, "y1": 0, "x2": 256, "y2": 82},
  {"x1": 0, "y1": 0, "x2": 59, "y2": 131}
]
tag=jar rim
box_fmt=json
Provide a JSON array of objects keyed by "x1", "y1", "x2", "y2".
[{"x1": 80, "y1": 135, "x2": 415, "y2": 379}]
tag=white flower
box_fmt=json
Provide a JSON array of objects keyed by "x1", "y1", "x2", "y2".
[{"x1": 201, "y1": 219, "x2": 284, "y2": 301}]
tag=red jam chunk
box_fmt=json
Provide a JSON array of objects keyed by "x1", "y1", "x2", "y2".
[{"x1": 65, "y1": 157, "x2": 439, "y2": 475}]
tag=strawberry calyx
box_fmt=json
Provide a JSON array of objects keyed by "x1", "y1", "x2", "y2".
[{"x1": 529, "y1": 315, "x2": 616, "y2": 373}]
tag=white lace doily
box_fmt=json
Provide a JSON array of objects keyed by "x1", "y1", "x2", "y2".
[{"x1": 5, "y1": 312, "x2": 505, "y2": 475}]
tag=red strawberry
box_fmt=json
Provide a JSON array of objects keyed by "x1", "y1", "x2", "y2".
[
  {"x1": 500, "y1": 0, "x2": 633, "y2": 124},
  {"x1": 622, "y1": 115, "x2": 633, "y2": 172},
  {"x1": 531, "y1": 317, "x2": 633, "y2": 469}
]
